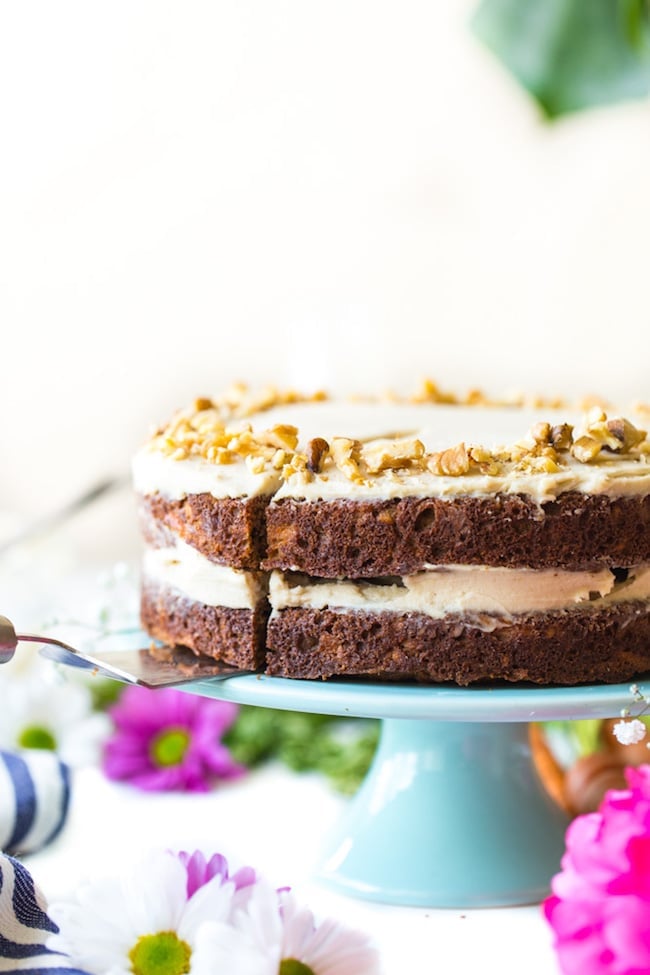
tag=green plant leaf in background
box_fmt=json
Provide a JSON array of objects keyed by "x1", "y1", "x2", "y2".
[
  {"x1": 224, "y1": 707, "x2": 380, "y2": 795},
  {"x1": 471, "y1": 0, "x2": 650, "y2": 118}
]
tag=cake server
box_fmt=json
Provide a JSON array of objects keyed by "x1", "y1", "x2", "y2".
[{"x1": 0, "y1": 615, "x2": 250, "y2": 687}]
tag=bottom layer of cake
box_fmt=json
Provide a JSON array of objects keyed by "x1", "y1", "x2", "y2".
[
  {"x1": 265, "y1": 603, "x2": 650, "y2": 685},
  {"x1": 141, "y1": 575, "x2": 650, "y2": 685},
  {"x1": 140, "y1": 580, "x2": 268, "y2": 670}
]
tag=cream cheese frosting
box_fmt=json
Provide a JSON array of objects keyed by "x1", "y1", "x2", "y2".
[
  {"x1": 132, "y1": 450, "x2": 282, "y2": 501},
  {"x1": 269, "y1": 564, "x2": 650, "y2": 618},
  {"x1": 142, "y1": 539, "x2": 266, "y2": 608},
  {"x1": 142, "y1": 532, "x2": 650, "y2": 618},
  {"x1": 134, "y1": 400, "x2": 650, "y2": 503}
]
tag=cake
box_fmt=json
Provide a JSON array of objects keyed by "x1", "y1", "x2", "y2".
[{"x1": 132, "y1": 383, "x2": 650, "y2": 686}]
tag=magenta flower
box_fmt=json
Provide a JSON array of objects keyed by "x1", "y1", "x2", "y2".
[
  {"x1": 544, "y1": 765, "x2": 650, "y2": 975},
  {"x1": 103, "y1": 686, "x2": 245, "y2": 791}
]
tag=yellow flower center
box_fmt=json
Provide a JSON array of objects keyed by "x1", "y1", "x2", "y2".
[
  {"x1": 18, "y1": 725, "x2": 57, "y2": 750},
  {"x1": 129, "y1": 931, "x2": 191, "y2": 975},
  {"x1": 279, "y1": 960, "x2": 315, "y2": 975},
  {"x1": 150, "y1": 729, "x2": 190, "y2": 767}
]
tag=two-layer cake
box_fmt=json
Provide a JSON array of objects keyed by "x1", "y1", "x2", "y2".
[{"x1": 132, "y1": 385, "x2": 650, "y2": 685}]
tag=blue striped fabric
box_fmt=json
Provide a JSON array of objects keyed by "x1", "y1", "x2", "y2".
[
  {"x1": 0, "y1": 855, "x2": 89, "y2": 973},
  {"x1": 0, "y1": 752, "x2": 70, "y2": 857}
]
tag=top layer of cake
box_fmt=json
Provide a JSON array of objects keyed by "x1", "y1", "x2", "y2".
[{"x1": 133, "y1": 385, "x2": 650, "y2": 505}]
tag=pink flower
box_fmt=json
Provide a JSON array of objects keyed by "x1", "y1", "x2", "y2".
[
  {"x1": 200, "y1": 881, "x2": 381, "y2": 974},
  {"x1": 544, "y1": 765, "x2": 650, "y2": 975},
  {"x1": 178, "y1": 849, "x2": 256, "y2": 898},
  {"x1": 102, "y1": 686, "x2": 245, "y2": 791}
]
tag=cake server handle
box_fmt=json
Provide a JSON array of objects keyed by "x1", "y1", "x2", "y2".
[
  {"x1": 0, "y1": 616, "x2": 17, "y2": 664},
  {"x1": 0, "y1": 615, "x2": 251, "y2": 687}
]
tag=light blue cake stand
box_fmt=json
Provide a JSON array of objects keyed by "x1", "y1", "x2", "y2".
[{"x1": 189, "y1": 674, "x2": 637, "y2": 909}]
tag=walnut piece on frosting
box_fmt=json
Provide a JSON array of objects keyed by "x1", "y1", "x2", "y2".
[
  {"x1": 362, "y1": 438, "x2": 425, "y2": 474},
  {"x1": 411, "y1": 378, "x2": 459, "y2": 405},
  {"x1": 571, "y1": 436, "x2": 603, "y2": 463},
  {"x1": 329, "y1": 438, "x2": 364, "y2": 482},
  {"x1": 215, "y1": 383, "x2": 327, "y2": 418},
  {"x1": 570, "y1": 411, "x2": 647, "y2": 463},
  {"x1": 427, "y1": 443, "x2": 471, "y2": 476},
  {"x1": 258, "y1": 425, "x2": 299, "y2": 451},
  {"x1": 550, "y1": 424, "x2": 574, "y2": 450},
  {"x1": 305, "y1": 438, "x2": 330, "y2": 473},
  {"x1": 514, "y1": 448, "x2": 562, "y2": 475}
]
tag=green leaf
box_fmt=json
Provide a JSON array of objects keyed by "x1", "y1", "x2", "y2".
[
  {"x1": 224, "y1": 706, "x2": 379, "y2": 795},
  {"x1": 89, "y1": 676, "x2": 125, "y2": 712},
  {"x1": 471, "y1": 0, "x2": 650, "y2": 118}
]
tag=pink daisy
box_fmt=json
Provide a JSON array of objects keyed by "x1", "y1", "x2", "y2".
[
  {"x1": 102, "y1": 686, "x2": 245, "y2": 792},
  {"x1": 178, "y1": 849, "x2": 257, "y2": 901},
  {"x1": 203, "y1": 881, "x2": 381, "y2": 974}
]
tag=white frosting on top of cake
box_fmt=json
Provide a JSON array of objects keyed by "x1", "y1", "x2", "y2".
[
  {"x1": 133, "y1": 449, "x2": 282, "y2": 500},
  {"x1": 269, "y1": 564, "x2": 650, "y2": 618},
  {"x1": 134, "y1": 400, "x2": 650, "y2": 503}
]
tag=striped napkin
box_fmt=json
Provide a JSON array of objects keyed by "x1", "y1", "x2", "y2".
[
  {"x1": 0, "y1": 752, "x2": 70, "y2": 857},
  {"x1": 0, "y1": 750, "x2": 82, "y2": 971},
  {"x1": 0, "y1": 854, "x2": 87, "y2": 973}
]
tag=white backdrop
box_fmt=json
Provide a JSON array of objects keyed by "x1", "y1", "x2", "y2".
[{"x1": 1, "y1": 1, "x2": 649, "y2": 522}]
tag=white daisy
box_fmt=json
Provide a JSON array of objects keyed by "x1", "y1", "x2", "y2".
[
  {"x1": 0, "y1": 666, "x2": 110, "y2": 766},
  {"x1": 222, "y1": 882, "x2": 381, "y2": 975},
  {"x1": 192, "y1": 919, "x2": 277, "y2": 975},
  {"x1": 48, "y1": 849, "x2": 237, "y2": 975}
]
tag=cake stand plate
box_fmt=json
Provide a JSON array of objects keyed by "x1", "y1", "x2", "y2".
[{"x1": 188, "y1": 674, "x2": 639, "y2": 908}]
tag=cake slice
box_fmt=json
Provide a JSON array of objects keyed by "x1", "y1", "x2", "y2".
[{"x1": 132, "y1": 391, "x2": 311, "y2": 669}]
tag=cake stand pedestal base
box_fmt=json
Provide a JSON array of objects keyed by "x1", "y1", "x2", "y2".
[
  {"x1": 318, "y1": 718, "x2": 569, "y2": 908},
  {"x1": 189, "y1": 672, "x2": 633, "y2": 908}
]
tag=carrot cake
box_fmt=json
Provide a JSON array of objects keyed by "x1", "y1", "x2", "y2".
[{"x1": 132, "y1": 384, "x2": 650, "y2": 685}]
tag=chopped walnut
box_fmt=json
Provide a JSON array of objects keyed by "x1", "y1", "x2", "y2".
[
  {"x1": 571, "y1": 436, "x2": 602, "y2": 463},
  {"x1": 550, "y1": 424, "x2": 573, "y2": 451},
  {"x1": 427, "y1": 443, "x2": 470, "y2": 476},
  {"x1": 605, "y1": 418, "x2": 647, "y2": 452},
  {"x1": 258, "y1": 425, "x2": 299, "y2": 451},
  {"x1": 206, "y1": 446, "x2": 235, "y2": 464},
  {"x1": 575, "y1": 412, "x2": 648, "y2": 458},
  {"x1": 193, "y1": 396, "x2": 214, "y2": 412},
  {"x1": 245, "y1": 455, "x2": 266, "y2": 475},
  {"x1": 468, "y1": 445, "x2": 501, "y2": 476},
  {"x1": 529, "y1": 422, "x2": 552, "y2": 446},
  {"x1": 411, "y1": 378, "x2": 458, "y2": 405},
  {"x1": 464, "y1": 388, "x2": 490, "y2": 406},
  {"x1": 217, "y1": 384, "x2": 328, "y2": 419},
  {"x1": 515, "y1": 448, "x2": 561, "y2": 474},
  {"x1": 281, "y1": 453, "x2": 312, "y2": 483},
  {"x1": 330, "y1": 438, "x2": 364, "y2": 481},
  {"x1": 271, "y1": 449, "x2": 288, "y2": 470},
  {"x1": 362, "y1": 438, "x2": 425, "y2": 473},
  {"x1": 306, "y1": 438, "x2": 329, "y2": 473}
]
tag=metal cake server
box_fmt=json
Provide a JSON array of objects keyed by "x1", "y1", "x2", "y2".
[{"x1": 0, "y1": 615, "x2": 250, "y2": 688}]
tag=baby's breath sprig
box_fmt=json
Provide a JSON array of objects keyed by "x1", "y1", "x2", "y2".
[{"x1": 612, "y1": 684, "x2": 650, "y2": 746}]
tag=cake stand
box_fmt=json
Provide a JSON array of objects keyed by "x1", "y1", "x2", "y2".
[{"x1": 187, "y1": 673, "x2": 638, "y2": 909}]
